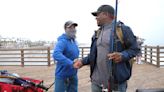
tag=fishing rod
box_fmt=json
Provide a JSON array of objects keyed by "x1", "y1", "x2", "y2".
[
  {"x1": 47, "y1": 82, "x2": 55, "y2": 90},
  {"x1": 108, "y1": 0, "x2": 118, "y2": 92}
]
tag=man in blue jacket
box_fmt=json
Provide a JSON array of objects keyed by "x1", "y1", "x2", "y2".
[
  {"x1": 73, "y1": 5, "x2": 140, "y2": 92},
  {"x1": 53, "y1": 20, "x2": 79, "y2": 92}
]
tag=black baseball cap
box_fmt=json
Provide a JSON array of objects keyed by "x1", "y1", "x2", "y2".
[{"x1": 91, "y1": 5, "x2": 115, "y2": 16}]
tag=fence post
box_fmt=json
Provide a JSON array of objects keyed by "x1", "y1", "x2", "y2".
[
  {"x1": 150, "y1": 47, "x2": 152, "y2": 64},
  {"x1": 144, "y1": 45, "x2": 147, "y2": 63},
  {"x1": 47, "y1": 47, "x2": 51, "y2": 66},
  {"x1": 81, "y1": 47, "x2": 84, "y2": 59},
  {"x1": 20, "y1": 49, "x2": 24, "y2": 67},
  {"x1": 156, "y1": 45, "x2": 160, "y2": 67}
]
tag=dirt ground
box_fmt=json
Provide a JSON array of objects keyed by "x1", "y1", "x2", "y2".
[{"x1": 1, "y1": 62, "x2": 164, "y2": 92}]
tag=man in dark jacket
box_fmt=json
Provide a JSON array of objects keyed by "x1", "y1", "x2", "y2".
[{"x1": 74, "y1": 4, "x2": 140, "y2": 92}]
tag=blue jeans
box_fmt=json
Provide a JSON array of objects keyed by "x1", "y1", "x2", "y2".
[
  {"x1": 54, "y1": 75, "x2": 78, "y2": 92},
  {"x1": 91, "y1": 81, "x2": 127, "y2": 92}
]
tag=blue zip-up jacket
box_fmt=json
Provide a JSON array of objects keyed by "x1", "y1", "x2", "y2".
[
  {"x1": 82, "y1": 22, "x2": 140, "y2": 83},
  {"x1": 53, "y1": 34, "x2": 79, "y2": 79}
]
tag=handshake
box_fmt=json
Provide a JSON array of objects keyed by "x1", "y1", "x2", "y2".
[{"x1": 73, "y1": 58, "x2": 83, "y2": 69}]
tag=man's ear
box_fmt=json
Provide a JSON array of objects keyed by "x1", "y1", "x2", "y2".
[{"x1": 106, "y1": 12, "x2": 114, "y2": 19}]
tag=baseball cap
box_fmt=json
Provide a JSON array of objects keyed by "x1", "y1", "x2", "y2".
[
  {"x1": 64, "y1": 21, "x2": 78, "y2": 28},
  {"x1": 91, "y1": 5, "x2": 115, "y2": 16}
]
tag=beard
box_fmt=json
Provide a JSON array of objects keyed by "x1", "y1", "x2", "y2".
[
  {"x1": 65, "y1": 29, "x2": 77, "y2": 39},
  {"x1": 97, "y1": 20, "x2": 102, "y2": 26}
]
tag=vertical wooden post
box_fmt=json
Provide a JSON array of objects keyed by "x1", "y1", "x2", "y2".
[
  {"x1": 156, "y1": 45, "x2": 160, "y2": 67},
  {"x1": 21, "y1": 49, "x2": 24, "y2": 67},
  {"x1": 47, "y1": 47, "x2": 51, "y2": 66},
  {"x1": 150, "y1": 48, "x2": 152, "y2": 64},
  {"x1": 144, "y1": 45, "x2": 147, "y2": 63},
  {"x1": 81, "y1": 47, "x2": 84, "y2": 59}
]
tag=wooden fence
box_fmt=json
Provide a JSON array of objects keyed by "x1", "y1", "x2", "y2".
[
  {"x1": 0, "y1": 47, "x2": 54, "y2": 66},
  {"x1": 80, "y1": 46, "x2": 164, "y2": 67},
  {"x1": 0, "y1": 46, "x2": 164, "y2": 67},
  {"x1": 141, "y1": 45, "x2": 164, "y2": 67},
  {"x1": 0, "y1": 47, "x2": 90, "y2": 66}
]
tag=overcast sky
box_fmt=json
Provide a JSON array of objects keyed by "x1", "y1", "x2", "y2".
[{"x1": 0, "y1": 0, "x2": 164, "y2": 45}]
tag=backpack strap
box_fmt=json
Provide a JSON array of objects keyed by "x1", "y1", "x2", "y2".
[
  {"x1": 94, "y1": 28, "x2": 101, "y2": 39},
  {"x1": 116, "y1": 22, "x2": 124, "y2": 45},
  {"x1": 116, "y1": 21, "x2": 135, "y2": 67},
  {"x1": 116, "y1": 26, "x2": 124, "y2": 45}
]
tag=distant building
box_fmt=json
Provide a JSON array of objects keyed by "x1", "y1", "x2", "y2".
[{"x1": 0, "y1": 36, "x2": 54, "y2": 48}]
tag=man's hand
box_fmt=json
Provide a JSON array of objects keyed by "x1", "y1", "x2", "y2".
[
  {"x1": 73, "y1": 58, "x2": 83, "y2": 69},
  {"x1": 107, "y1": 52, "x2": 122, "y2": 63}
]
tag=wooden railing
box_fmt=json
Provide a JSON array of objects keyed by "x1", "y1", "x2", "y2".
[
  {"x1": 0, "y1": 47, "x2": 90, "y2": 66},
  {"x1": 0, "y1": 47, "x2": 54, "y2": 66},
  {"x1": 1, "y1": 46, "x2": 164, "y2": 67},
  {"x1": 141, "y1": 45, "x2": 164, "y2": 67},
  {"x1": 79, "y1": 46, "x2": 90, "y2": 58}
]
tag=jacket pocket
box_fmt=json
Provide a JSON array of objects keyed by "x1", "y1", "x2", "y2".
[{"x1": 115, "y1": 62, "x2": 131, "y2": 83}]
